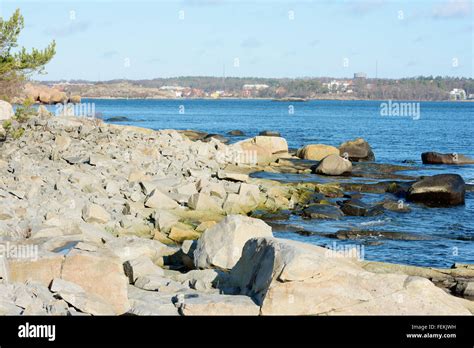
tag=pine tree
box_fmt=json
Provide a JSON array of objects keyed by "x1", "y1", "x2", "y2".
[{"x1": 0, "y1": 9, "x2": 56, "y2": 100}]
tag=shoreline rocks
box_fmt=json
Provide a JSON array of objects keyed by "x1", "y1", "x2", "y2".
[
  {"x1": 339, "y1": 138, "x2": 375, "y2": 162},
  {"x1": 407, "y1": 174, "x2": 465, "y2": 206},
  {"x1": 422, "y1": 152, "x2": 474, "y2": 165},
  {"x1": 296, "y1": 144, "x2": 339, "y2": 161},
  {"x1": 312, "y1": 154, "x2": 352, "y2": 176},
  {"x1": 227, "y1": 237, "x2": 471, "y2": 315},
  {"x1": 0, "y1": 108, "x2": 472, "y2": 316},
  {"x1": 194, "y1": 215, "x2": 273, "y2": 270}
]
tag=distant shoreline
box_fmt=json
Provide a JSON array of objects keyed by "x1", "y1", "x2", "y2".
[{"x1": 79, "y1": 96, "x2": 473, "y2": 103}]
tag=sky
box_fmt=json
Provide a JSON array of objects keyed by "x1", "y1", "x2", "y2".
[{"x1": 1, "y1": 0, "x2": 472, "y2": 81}]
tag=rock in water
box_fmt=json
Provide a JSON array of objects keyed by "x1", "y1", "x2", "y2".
[
  {"x1": 406, "y1": 174, "x2": 465, "y2": 206},
  {"x1": 339, "y1": 199, "x2": 383, "y2": 217},
  {"x1": 259, "y1": 130, "x2": 281, "y2": 137},
  {"x1": 194, "y1": 215, "x2": 273, "y2": 270},
  {"x1": 312, "y1": 154, "x2": 352, "y2": 175},
  {"x1": 339, "y1": 138, "x2": 375, "y2": 162},
  {"x1": 202, "y1": 133, "x2": 229, "y2": 143},
  {"x1": 296, "y1": 144, "x2": 339, "y2": 161},
  {"x1": 0, "y1": 100, "x2": 14, "y2": 121},
  {"x1": 227, "y1": 130, "x2": 245, "y2": 136},
  {"x1": 302, "y1": 204, "x2": 344, "y2": 219},
  {"x1": 421, "y1": 152, "x2": 474, "y2": 165}
]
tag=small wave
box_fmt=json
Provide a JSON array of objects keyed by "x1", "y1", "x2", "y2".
[{"x1": 359, "y1": 218, "x2": 391, "y2": 227}]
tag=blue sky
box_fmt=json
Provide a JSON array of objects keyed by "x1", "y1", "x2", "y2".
[{"x1": 2, "y1": 0, "x2": 472, "y2": 80}]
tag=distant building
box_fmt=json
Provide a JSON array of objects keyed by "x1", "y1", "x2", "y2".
[
  {"x1": 242, "y1": 84, "x2": 269, "y2": 90},
  {"x1": 159, "y1": 86, "x2": 186, "y2": 91},
  {"x1": 354, "y1": 72, "x2": 367, "y2": 79},
  {"x1": 242, "y1": 84, "x2": 269, "y2": 97},
  {"x1": 322, "y1": 80, "x2": 353, "y2": 93},
  {"x1": 468, "y1": 93, "x2": 474, "y2": 100},
  {"x1": 211, "y1": 90, "x2": 225, "y2": 98},
  {"x1": 449, "y1": 88, "x2": 467, "y2": 100}
]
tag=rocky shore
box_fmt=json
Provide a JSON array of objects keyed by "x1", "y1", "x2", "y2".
[{"x1": 0, "y1": 102, "x2": 473, "y2": 315}]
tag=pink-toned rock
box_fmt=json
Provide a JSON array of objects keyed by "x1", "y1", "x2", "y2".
[{"x1": 61, "y1": 249, "x2": 130, "y2": 314}]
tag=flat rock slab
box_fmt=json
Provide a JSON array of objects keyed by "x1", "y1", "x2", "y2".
[
  {"x1": 335, "y1": 229, "x2": 433, "y2": 241},
  {"x1": 177, "y1": 293, "x2": 260, "y2": 315},
  {"x1": 127, "y1": 286, "x2": 179, "y2": 315},
  {"x1": 302, "y1": 204, "x2": 344, "y2": 220}
]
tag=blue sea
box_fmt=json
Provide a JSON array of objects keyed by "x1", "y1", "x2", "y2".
[{"x1": 61, "y1": 99, "x2": 474, "y2": 267}]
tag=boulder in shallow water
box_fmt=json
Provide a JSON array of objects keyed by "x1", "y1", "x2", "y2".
[
  {"x1": 406, "y1": 174, "x2": 465, "y2": 206},
  {"x1": 302, "y1": 204, "x2": 344, "y2": 219},
  {"x1": 421, "y1": 152, "x2": 474, "y2": 165},
  {"x1": 202, "y1": 133, "x2": 229, "y2": 144},
  {"x1": 339, "y1": 199, "x2": 383, "y2": 217},
  {"x1": 227, "y1": 130, "x2": 245, "y2": 136},
  {"x1": 259, "y1": 130, "x2": 281, "y2": 137},
  {"x1": 312, "y1": 154, "x2": 352, "y2": 176},
  {"x1": 296, "y1": 144, "x2": 339, "y2": 161},
  {"x1": 339, "y1": 138, "x2": 375, "y2": 162}
]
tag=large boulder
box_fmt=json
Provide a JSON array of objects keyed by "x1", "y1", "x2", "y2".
[
  {"x1": 312, "y1": 154, "x2": 352, "y2": 175},
  {"x1": 339, "y1": 138, "x2": 375, "y2": 162},
  {"x1": 60, "y1": 249, "x2": 130, "y2": 314},
  {"x1": 406, "y1": 174, "x2": 465, "y2": 206},
  {"x1": 228, "y1": 238, "x2": 471, "y2": 315},
  {"x1": 50, "y1": 278, "x2": 115, "y2": 315},
  {"x1": 194, "y1": 215, "x2": 273, "y2": 270},
  {"x1": 253, "y1": 135, "x2": 288, "y2": 154},
  {"x1": 230, "y1": 141, "x2": 274, "y2": 165},
  {"x1": 6, "y1": 251, "x2": 64, "y2": 286},
  {"x1": 0, "y1": 100, "x2": 14, "y2": 121},
  {"x1": 296, "y1": 144, "x2": 339, "y2": 161},
  {"x1": 233, "y1": 136, "x2": 289, "y2": 165},
  {"x1": 24, "y1": 83, "x2": 67, "y2": 104},
  {"x1": 421, "y1": 152, "x2": 474, "y2": 165}
]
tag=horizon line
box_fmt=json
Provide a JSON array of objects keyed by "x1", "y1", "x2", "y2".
[{"x1": 36, "y1": 74, "x2": 474, "y2": 83}]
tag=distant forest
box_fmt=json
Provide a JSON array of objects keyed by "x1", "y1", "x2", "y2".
[{"x1": 47, "y1": 76, "x2": 474, "y2": 101}]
